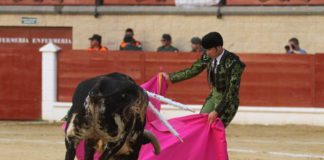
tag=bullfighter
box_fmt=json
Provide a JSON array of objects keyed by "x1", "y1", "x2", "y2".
[{"x1": 163, "y1": 32, "x2": 246, "y2": 127}]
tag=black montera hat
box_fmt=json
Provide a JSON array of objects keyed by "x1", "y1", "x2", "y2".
[
  {"x1": 202, "y1": 32, "x2": 223, "y2": 49},
  {"x1": 89, "y1": 34, "x2": 102, "y2": 43}
]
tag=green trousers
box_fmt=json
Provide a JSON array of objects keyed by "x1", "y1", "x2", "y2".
[{"x1": 200, "y1": 88, "x2": 238, "y2": 128}]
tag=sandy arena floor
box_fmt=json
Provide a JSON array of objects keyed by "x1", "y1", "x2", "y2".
[{"x1": 0, "y1": 121, "x2": 323, "y2": 160}]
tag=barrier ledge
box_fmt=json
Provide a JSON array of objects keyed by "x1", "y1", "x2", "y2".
[
  {"x1": 162, "y1": 105, "x2": 324, "y2": 113},
  {"x1": 50, "y1": 102, "x2": 324, "y2": 126},
  {"x1": 161, "y1": 105, "x2": 324, "y2": 127}
]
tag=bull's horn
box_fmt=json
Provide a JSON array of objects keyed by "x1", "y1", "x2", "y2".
[{"x1": 143, "y1": 130, "x2": 161, "y2": 155}]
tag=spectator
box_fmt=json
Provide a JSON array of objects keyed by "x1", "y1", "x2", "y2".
[
  {"x1": 285, "y1": 38, "x2": 306, "y2": 54},
  {"x1": 157, "y1": 34, "x2": 179, "y2": 52},
  {"x1": 120, "y1": 34, "x2": 142, "y2": 51},
  {"x1": 120, "y1": 28, "x2": 142, "y2": 50},
  {"x1": 87, "y1": 34, "x2": 108, "y2": 51},
  {"x1": 191, "y1": 37, "x2": 205, "y2": 53}
]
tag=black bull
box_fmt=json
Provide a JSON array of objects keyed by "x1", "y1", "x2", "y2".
[{"x1": 65, "y1": 72, "x2": 160, "y2": 160}]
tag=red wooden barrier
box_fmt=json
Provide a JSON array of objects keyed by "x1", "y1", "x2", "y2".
[
  {"x1": 315, "y1": 54, "x2": 324, "y2": 107},
  {"x1": 0, "y1": 48, "x2": 41, "y2": 120},
  {"x1": 1, "y1": 48, "x2": 323, "y2": 120},
  {"x1": 57, "y1": 50, "x2": 324, "y2": 108},
  {"x1": 238, "y1": 54, "x2": 315, "y2": 107},
  {"x1": 0, "y1": 0, "x2": 94, "y2": 5},
  {"x1": 145, "y1": 53, "x2": 317, "y2": 107},
  {"x1": 57, "y1": 50, "x2": 145, "y2": 102},
  {"x1": 227, "y1": 0, "x2": 324, "y2": 6}
]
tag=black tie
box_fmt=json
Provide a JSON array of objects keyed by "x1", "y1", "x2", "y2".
[{"x1": 208, "y1": 59, "x2": 217, "y2": 88}]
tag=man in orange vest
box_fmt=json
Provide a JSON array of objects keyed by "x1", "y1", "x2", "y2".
[
  {"x1": 120, "y1": 34, "x2": 142, "y2": 51},
  {"x1": 120, "y1": 28, "x2": 142, "y2": 50},
  {"x1": 87, "y1": 34, "x2": 108, "y2": 51}
]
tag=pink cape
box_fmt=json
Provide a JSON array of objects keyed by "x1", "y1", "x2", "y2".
[
  {"x1": 62, "y1": 73, "x2": 228, "y2": 160},
  {"x1": 139, "y1": 114, "x2": 228, "y2": 160}
]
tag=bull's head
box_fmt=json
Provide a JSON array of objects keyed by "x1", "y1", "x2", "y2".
[{"x1": 86, "y1": 72, "x2": 160, "y2": 154}]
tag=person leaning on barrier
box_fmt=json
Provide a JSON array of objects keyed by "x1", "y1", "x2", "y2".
[
  {"x1": 87, "y1": 34, "x2": 108, "y2": 51},
  {"x1": 120, "y1": 34, "x2": 142, "y2": 51},
  {"x1": 157, "y1": 34, "x2": 179, "y2": 52},
  {"x1": 163, "y1": 32, "x2": 245, "y2": 128},
  {"x1": 120, "y1": 28, "x2": 142, "y2": 50},
  {"x1": 285, "y1": 37, "x2": 306, "y2": 54},
  {"x1": 191, "y1": 37, "x2": 205, "y2": 53}
]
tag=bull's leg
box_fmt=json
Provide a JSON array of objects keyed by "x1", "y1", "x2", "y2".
[
  {"x1": 65, "y1": 137, "x2": 77, "y2": 160},
  {"x1": 65, "y1": 146, "x2": 76, "y2": 160},
  {"x1": 99, "y1": 145, "x2": 112, "y2": 160},
  {"x1": 84, "y1": 140, "x2": 96, "y2": 160},
  {"x1": 99, "y1": 142, "x2": 119, "y2": 160},
  {"x1": 65, "y1": 113, "x2": 81, "y2": 160}
]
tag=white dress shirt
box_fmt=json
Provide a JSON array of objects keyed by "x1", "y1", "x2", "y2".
[{"x1": 211, "y1": 49, "x2": 225, "y2": 73}]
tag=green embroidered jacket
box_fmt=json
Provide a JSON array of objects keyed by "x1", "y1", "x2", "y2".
[{"x1": 169, "y1": 50, "x2": 246, "y2": 114}]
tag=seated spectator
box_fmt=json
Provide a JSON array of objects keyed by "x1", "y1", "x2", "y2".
[
  {"x1": 191, "y1": 37, "x2": 205, "y2": 53},
  {"x1": 120, "y1": 28, "x2": 142, "y2": 50},
  {"x1": 120, "y1": 34, "x2": 142, "y2": 51},
  {"x1": 285, "y1": 38, "x2": 306, "y2": 54},
  {"x1": 157, "y1": 34, "x2": 179, "y2": 52},
  {"x1": 87, "y1": 34, "x2": 108, "y2": 51}
]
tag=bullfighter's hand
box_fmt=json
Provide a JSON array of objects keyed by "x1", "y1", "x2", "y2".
[
  {"x1": 162, "y1": 72, "x2": 170, "y2": 81},
  {"x1": 208, "y1": 111, "x2": 218, "y2": 124}
]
